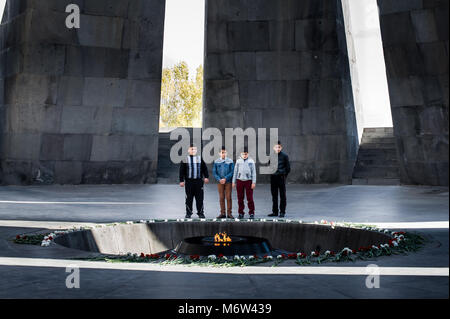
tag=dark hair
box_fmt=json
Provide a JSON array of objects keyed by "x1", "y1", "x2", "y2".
[
  {"x1": 221, "y1": 146, "x2": 226, "y2": 151},
  {"x1": 189, "y1": 143, "x2": 196, "y2": 148},
  {"x1": 243, "y1": 146, "x2": 248, "y2": 153},
  {"x1": 276, "y1": 141, "x2": 282, "y2": 146}
]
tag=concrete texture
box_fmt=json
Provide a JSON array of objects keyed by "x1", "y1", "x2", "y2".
[
  {"x1": 0, "y1": 0, "x2": 165, "y2": 185},
  {"x1": 378, "y1": 0, "x2": 449, "y2": 186},
  {"x1": 203, "y1": 0, "x2": 359, "y2": 184},
  {"x1": 54, "y1": 221, "x2": 391, "y2": 255},
  {"x1": 0, "y1": 183, "x2": 447, "y2": 298}
]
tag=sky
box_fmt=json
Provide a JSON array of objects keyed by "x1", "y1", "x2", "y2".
[
  {"x1": 346, "y1": 0, "x2": 393, "y2": 128},
  {"x1": 162, "y1": 0, "x2": 205, "y2": 74},
  {"x1": 0, "y1": 0, "x2": 5, "y2": 21}
]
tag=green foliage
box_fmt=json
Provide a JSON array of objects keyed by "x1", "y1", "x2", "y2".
[{"x1": 160, "y1": 61, "x2": 203, "y2": 128}]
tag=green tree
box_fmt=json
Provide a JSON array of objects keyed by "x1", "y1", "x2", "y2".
[{"x1": 160, "y1": 61, "x2": 203, "y2": 128}]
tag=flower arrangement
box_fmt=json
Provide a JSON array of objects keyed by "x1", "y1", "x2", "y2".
[{"x1": 14, "y1": 218, "x2": 424, "y2": 267}]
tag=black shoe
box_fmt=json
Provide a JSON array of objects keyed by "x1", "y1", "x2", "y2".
[
  {"x1": 238, "y1": 214, "x2": 244, "y2": 219},
  {"x1": 279, "y1": 213, "x2": 286, "y2": 218},
  {"x1": 185, "y1": 213, "x2": 192, "y2": 218},
  {"x1": 249, "y1": 214, "x2": 255, "y2": 220},
  {"x1": 197, "y1": 212, "x2": 206, "y2": 219},
  {"x1": 268, "y1": 212, "x2": 278, "y2": 217}
]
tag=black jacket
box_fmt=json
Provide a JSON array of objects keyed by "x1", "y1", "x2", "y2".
[
  {"x1": 270, "y1": 151, "x2": 291, "y2": 176},
  {"x1": 179, "y1": 156, "x2": 209, "y2": 182}
]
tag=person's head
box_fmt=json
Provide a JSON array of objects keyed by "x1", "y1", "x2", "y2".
[
  {"x1": 241, "y1": 147, "x2": 249, "y2": 160},
  {"x1": 188, "y1": 144, "x2": 197, "y2": 156},
  {"x1": 220, "y1": 146, "x2": 227, "y2": 159},
  {"x1": 273, "y1": 141, "x2": 283, "y2": 153}
]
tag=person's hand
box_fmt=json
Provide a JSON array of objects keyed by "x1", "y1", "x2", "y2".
[
  {"x1": 251, "y1": 183, "x2": 256, "y2": 190},
  {"x1": 220, "y1": 178, "x2": 226, "y2": 184},
  {"x1": 232, "y1": 183, "x2": 236, "y2": 188},
  {"x1": 179, "y1": 182, "x2": 185, "y2": 187},
  {"x1": 204, "y1": 178, "x2": 209, "y2": 184}
]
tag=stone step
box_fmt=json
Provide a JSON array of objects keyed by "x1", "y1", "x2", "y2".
[
  {"x1": 363, "y1": 127, "x2": 394, "y2": 134},
  {"x1": 353, "y1": 166, "x2": 400, "y2": 179},
  {"x1": 356, "y1": 158, "x2": 398, "y2": 166},
  {"x1": 352, "y1": 178, "x2": 400, "y2": 185},
  {"x1": 359, "y1": 142, "x2": 397, "y2": 150},
  {"x1": 361, "y1": 137, "x2": 396, "y2": 144}
]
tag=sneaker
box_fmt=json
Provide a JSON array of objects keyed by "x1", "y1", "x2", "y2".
[
  {"x1": 249, "y1": 214, "x2": 255, "y2": 220},
  {"x1": 279, "y1": 213, "x2": 286, "y2": 218},
  {"x1": 268, "y1": 212, "x2": 278, "y2": 217},
  {"x1": 197, "y1": 212, "x2": 206, "y2": 219},
  {"x1": 217, "y1": 214, "x2": 226, "y2": 219},
  {"x1": 185, "y1": 213, "x2": 192, "y2": 218},
  {"x1": 238, "y1": 214, "x2": 244, "y2": 219},
  {"x1": 227, "y1": 214, "x2": 234, "y2": 219}
]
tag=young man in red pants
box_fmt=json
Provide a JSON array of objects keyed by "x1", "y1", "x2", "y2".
[{"x1": 232, "y1": 147, "x2": 257, "y2": 219}]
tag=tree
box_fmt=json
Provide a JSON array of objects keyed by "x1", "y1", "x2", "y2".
[{"x1": 160, "y1": 61, "x2": 203, "y2": 128}]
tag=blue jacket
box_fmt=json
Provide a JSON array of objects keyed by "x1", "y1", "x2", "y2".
[{"x1": 212, "y1": 157, "x2": 234, "y2": 183}]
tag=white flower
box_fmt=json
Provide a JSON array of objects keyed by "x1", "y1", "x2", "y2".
[
  {"x1": 126, "y1": 221, "x2": 133, "y2": 224},
  {"x1": 297, "y1": 252, "x2": 302, "y2": 257},
  {"x1": 266, "y1": 256, "x2": 273, "y2": 260},
  {"x1": 372, "y1": 245, "x2": 379, "y2": 250},
  {"x1": 222, "y1": 256, "x2": 228, "y2": 260},
  {"x1": 311, "y1": 251, "x2": 316, "y2": 256},
  {"x1": 234, "y1": 255, "x2": 240, "y2": 260},
  {"x1": 286, "y1": 219, "x2": 292, "y2": 223},
  {"x1": 148, "y1": 220, "x2": 155, "y2": 223},
  {"x1": 342, "y1": 247, "x2": 352, "y2": 254},
  {"x1": 324, "y1": 250, "x2": 331, "y2": 255},
  {"x1": 139, "y1": 220, "x2": 146, "y2": 223},
  {"x1": 212, "y1": 218, "x2": 217, "y2": 222},
  {"x1": 320, "y1": 219, "x2": 326, "y2": 224},
  {"x1": 277, "y1": 255, "x2": 283, "y2": 259},
  {"x1": 164, "y1": 219, "x2": 168, "y2": 222},
  {"x1": 314, "y1": 221, "x2": 319, "y2": 224},
  {"x1": 261, "y1": 219, "x2": 266, "y2": 222},
  {"x1": 234, "y1": 218, "x2": 240, "y2": 222},
  {"x1": 201, "y1": 218, "x2": 207, "y2": 222},
  {"x1": 208, "y1": 255, "x2": 216, "y2": 260},
  {"x1": 392, "y1": 241, "x2": 398, "y2": 247},
  {"x1": 384, "y1": 229, "x2": 390, "y2": 233},
  {"x1": 240, "y1": 256, "x2": 246, "y2": 260},
  {"x1": 273, "y1": 219, "x2": 278, "y2": 222},
  {"x1": 298, "y1": 220, "x2": 303, "y2": 223},
  {"x1": 248, "y1": 256, "x2": 255, "y2": 260}
]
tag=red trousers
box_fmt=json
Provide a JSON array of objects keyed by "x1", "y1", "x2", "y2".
[{"x1": 236, "y1": 179, "x2": 255, "y2": 215}]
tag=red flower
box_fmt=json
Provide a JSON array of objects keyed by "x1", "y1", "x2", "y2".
[
  {"x1": 151, "y1": 254, "x2": 160, "y2": 259},
  {"x1": 16, "y1": 235, "x2": 21, "y2": 239},
  {"x1": 287, "y1": 253, "x2": 297, "y2": 259},
  {"x1": 165, "y1": 253, "x2": 172, "y2": 259},
  {"x1": 281, "y1": 253, "x2": 287, "y2": 259},
  {"x1": 298, "y1": 253, "x2": 307, "y2": 259},
  {"x1": 23, "y1": 236, "x2": 27, "y2": 239},
  {"x1": 189, "y1": 254, "x2": 200, "y2": 260},
  {"x1": 140, "y1": 253, "x2": 145, "y2": 258},
  {"x1": 218, "y1": 254, "x2": 224, "y2": 258},
  {"x1": 48, "y1": 236, "x2": 53, "y2": 240},
  {"x1": 329, "y1": 251, "x2": 335, "y2": 256},
  {"x1": 352, "y1": 249, "x2": 356, "y2": 254},
  {"x1": 253, "y1": 254, "x2": 258, "y2": 259}
]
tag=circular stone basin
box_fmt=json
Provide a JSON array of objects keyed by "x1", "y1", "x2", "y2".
[
  {"x1": 53, "y1": 221, "x2": 392, "y2": 257},
  {"x1": 175, "y1": 235, "x2": 272, "y2": 256}
]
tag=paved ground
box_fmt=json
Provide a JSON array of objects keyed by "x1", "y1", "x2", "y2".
[{"x1": 0, "y1": 184, "x2": 448, "y2": 298}]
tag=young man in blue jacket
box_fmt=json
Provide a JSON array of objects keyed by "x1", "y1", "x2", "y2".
[{"x1": 212, "y1": 146, "x2": 235, "y2": 218}]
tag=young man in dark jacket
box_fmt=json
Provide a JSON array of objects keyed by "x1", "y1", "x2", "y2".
[
  {"x1": 268, "y1": 141, "x2": 290, "y2": 218},
  {"x1": 179, "y1": 144, "x2": 209, "y2": 218}
]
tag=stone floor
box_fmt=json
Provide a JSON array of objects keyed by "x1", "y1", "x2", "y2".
[{"x1": 0, "y1": 183, "x2": 448, "y2": 298}]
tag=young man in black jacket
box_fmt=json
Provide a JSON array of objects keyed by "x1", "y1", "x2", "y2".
[
  {"x1": 179, "y1": 144, "x2": 209, "y2": 218},
  {"x1": 268, "y1": 141, "x2": 290, "y2": 218}
]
